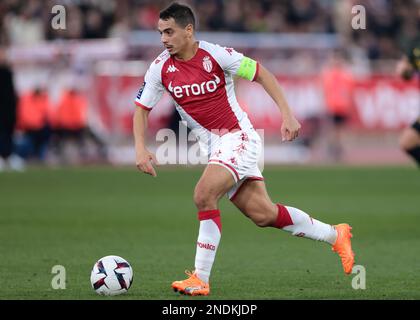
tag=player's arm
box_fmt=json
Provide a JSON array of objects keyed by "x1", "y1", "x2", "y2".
[
  {"x1": 133, "y1": 107, "x2": 158, "y2": 177},
  {"x1": 133, "y1": 63, "x2": 164, "y2": 176},
  {"x1": 212, "y1": 43, "x2": 300, "y2": 141},
  {"x1": 252, "y1": 63, "x2": 300, "y2": 141}
]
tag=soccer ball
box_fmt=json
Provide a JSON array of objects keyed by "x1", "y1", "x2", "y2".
[{"x1": 90, "y1": 255, "x2": 133, "y2": 296}]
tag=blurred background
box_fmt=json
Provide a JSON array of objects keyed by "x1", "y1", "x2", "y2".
[{"x1": 0, "y1": 0, "x2": 419, "y2": 169}]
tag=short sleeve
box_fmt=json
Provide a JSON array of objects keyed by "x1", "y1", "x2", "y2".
[
  {"x1": 134, "y1": 63, "x2": 164, "y2": 110},
  {"x1": 201, "y1": 42, "x2": 259, "y2": 81},
  {"x1": 215, "y1": 46, "x2": 244, "y2": 75}
]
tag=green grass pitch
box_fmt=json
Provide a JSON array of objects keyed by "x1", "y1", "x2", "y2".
[{"x1": 0, "y1": 165, "x2": 419, "y2": 299}]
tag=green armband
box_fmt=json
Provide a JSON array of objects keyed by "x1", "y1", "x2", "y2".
[{"x1": 236, "y1": 57, "x2": 258, "y2": 81}]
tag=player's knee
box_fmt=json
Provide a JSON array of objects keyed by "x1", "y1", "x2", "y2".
[
  {"x1": 399, "y1": 129, "x2": 417, "y2": 151},
  {"x1": 400, "y1": 139, "x2": 416, "y2": 152},
  {"x1": 399, "y1": 135, "x2": 410, "y2": 151},
  {"x1": 193, "y1": 188, "x2": 217, "y2": 211}
]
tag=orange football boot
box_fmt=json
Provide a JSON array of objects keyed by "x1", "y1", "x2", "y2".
[
  {"x1": 332, "y1": 224, "x2": 355, "y2": 274},
  {"x1": 171, "y1": 270, "x2": 210, "y2": 296}
]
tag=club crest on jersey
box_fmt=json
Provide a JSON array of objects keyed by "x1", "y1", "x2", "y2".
[{"x1": 202, "y1": 56, "x2": 213, "y2": 73}]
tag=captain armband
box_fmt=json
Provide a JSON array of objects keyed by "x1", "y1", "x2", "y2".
[{"x1": 236, "y1": 57, "x2": 259, "y2": 81}]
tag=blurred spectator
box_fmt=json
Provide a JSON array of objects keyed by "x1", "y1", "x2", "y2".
[
  {"x1": 108, "y1": 13, "x2": 130, "y2": 39},
  {"x1": 133, "y1": 3, "x2": 160, "y2": 30},
  {"x1": 83, "y1": 8, "x2": 107, "y2": 39},
  {"x1": 15, "y1": 87, "x2": 52, "y2": 162},
  {"x1": 4, "y1": 0, "x2": 45, "y2": 45},
  {"x1": 220, "y1": 0, "x2": 245, "y2": 32},
  {"x1": 321, "y1": 50, "x2": 355, "y2": 162},
  {"x1": 51, "y1": 88, "x2": 108, "y2": 164},
  {"x1": 0, "y1": 47, "x2": 24, "y2": 171},
  {"x1": 197, "y1": 0, "x2": 225, "y2": 31},
  {"x1": 54, "y1": 88, "x2": 88, "y2": 132},
  {"x1": 286, "y1": 0, "x2": 321, "y2": 32},
  {"x1": 0, "y1": 0, "x2": 418, "y2": 62}
]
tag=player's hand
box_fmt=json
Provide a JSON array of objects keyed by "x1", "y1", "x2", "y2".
[
  {"x1": 136, "y1": 149, "x2": 158, "y2": 177},
  {"x1": 396, "y1": 55, "x2": 414, "y2": 80},
  {"x1": 281, "y1": 115, "x2": 301, "y2": 141}
]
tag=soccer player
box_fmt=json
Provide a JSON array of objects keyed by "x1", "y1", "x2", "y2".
[
  {"x1": 133, "y1": 3, "x2": 355, "y2": 296},
  {"x1": 396, "y1": 39, "x2": 420, "y2": 166}
]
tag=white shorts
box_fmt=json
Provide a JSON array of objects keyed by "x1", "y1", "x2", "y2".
[{"x1": 208, "y1": 129, "x2": 264, "y2": 200}]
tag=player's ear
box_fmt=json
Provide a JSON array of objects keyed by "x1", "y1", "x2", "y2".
[{"x1": 185, "y1": 24, "x2": 194, "y2": 37}]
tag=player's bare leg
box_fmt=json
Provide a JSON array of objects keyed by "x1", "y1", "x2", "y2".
[
  {"x1": 399, "y1": 125, "x2": 420, "y2": 166},
  {"x1": 193, "y1": 163, "x2": 236, "y2": 211},
  {"x1": 230, "y1": 179, "x2": 355, "y2": 274},
  {"x1": 172, "y1": 164, "x2": 235, "y2": 296}
]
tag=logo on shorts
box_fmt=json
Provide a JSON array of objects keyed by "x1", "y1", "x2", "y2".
[
  {"x1": 234, "y1": 143, "x2": 247, "y2": 155},
  {"x1": 240, "y1": 132, "x2": 249, "y2": 142},
  {"x1": 203, "y1": 56, "x2": 212, "y2": 73}
]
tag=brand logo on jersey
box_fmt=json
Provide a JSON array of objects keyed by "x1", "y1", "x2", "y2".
[
  {"x1": 168, "y1": 74, "x2": 221, "y2": 98},
  {"x1": 136, "y1": 82, "x2": 146, "y2": 99},
  {"x1": 202, "y1": 56, "x2": 213, "y2": 73},
  {"x1": 166, "y1": 65, "x2": 179, "y2": 73},
  {"x1": 225, "y1": 48, "x2": 234, "y2": 55}
]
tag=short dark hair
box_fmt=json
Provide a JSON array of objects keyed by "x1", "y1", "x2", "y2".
[{"x1": 159, "y1": 2, "x2": 195, "y2": 29}]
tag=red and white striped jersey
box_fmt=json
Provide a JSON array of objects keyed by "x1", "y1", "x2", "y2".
[{"x1": 135, "y1": 40, "x2": 259, "y2": 150}]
